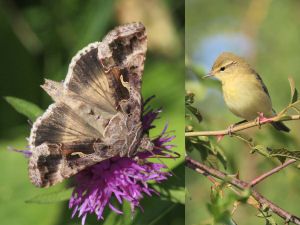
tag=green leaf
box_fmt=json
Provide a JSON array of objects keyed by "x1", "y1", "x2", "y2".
[
  {"x1": 266, "y1": 217, "x2": 278, "y2": 225},
  {"x1": 25, "y1": 188, "x2": 73, "y2": 204},
  {"x1": 268, "y1": 148, "x2": 300, "y2": 161},
  {"x1": 185, "y1": 92, "x2": 195, "y2": 105},
  {"x1": 261, "y1": 203, "x2": 270, "y2": 212},
  {"x1": 207, "y1": 186, "x2": 237, "y2": 225},
  {"x1": 4, "y1": 96, "x2": 43, "y2": 121},
  {"x1": 253, "y1": 145, "x2": 300, "y2": 161},
  {"x1": 257, "y1": 212, "x2": 265, "y2": 218},
  {"x1": 103, "y1": 200, "x2": 132, "y2": 225},
  {"x1": 186, "y1": 105, "x2": 202, "y2": 122},
  {"x1": 252, "y1": 145, "x2": 270, "y2": 157},
  {"x1": 186, "y1": 136, "x2": 227, "y2": 169},
  {"x1": 152, "y1": 185, "x2": 185, "y2": 204},
  {"x1": 288, "y1": 77, "x2": 298, "y2": 104},
  {"x1": 185, "y1": 92, "x2": 202, "y2": 122},
  {"x1": 131, "y1": 192, "x2": 183, "y2": 225},
  {"x1": 206, "y1": 154, "x2": 220, "y2": 169},
  {"x1": 238, "y1": 189, "x2": 251, "y2": 203}
]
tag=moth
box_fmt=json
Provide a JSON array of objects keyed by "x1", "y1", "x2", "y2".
[{"x1": 28, "y1": 22, "x2": 154, "y2": 187}]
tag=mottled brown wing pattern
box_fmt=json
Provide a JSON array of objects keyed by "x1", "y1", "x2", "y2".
[
  {"x1": 98, "y1": 22, "x2": 148, "y2": 156},
  {"x1": 28, "y1": 22, "x2": 148, "y2": 188},
  {"x1": 64, "y1": 42, "x2": 128, "y2": 114},
  {"x1": 29, "y1": 140, "x2": 109, "y2": 187},
  {"x1": 28, "y1": 103, "x2": 107, "y2": 187},
  {"x1": 99, "y1": 22, "x2": 147, "y2": 105},
  {"x1": 29, "y1": 103, "x2": 101, "y2": 147}
]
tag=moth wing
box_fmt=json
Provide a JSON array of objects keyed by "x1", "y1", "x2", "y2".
[
  {"x1": 29, "y1": 103, "x2": 108, "y2": 187},
  {"x1": 29, "y1": 142, "x2": 108, "y2": 187},
  {"x1": 28, "y1": 22, "x2": 149, "y2": 187},
  {"x1": 98, "y1": 22, "x2": 147, "y2": 104},
  {"x1": 98, "y1": 22, "x2": 148, "y2": 156},
  {"x1": 29, "y1": 103, "x2": 101, "y2": 148},
  {"x1": 63, "y1": 22, "x2": 147, "y2": 118},
  {"x1": 41, "y1": 79, "x2": 113, "y2": 134},
  {"x1": 63, "y1": 42, "x2": 129, "y2": 115}
]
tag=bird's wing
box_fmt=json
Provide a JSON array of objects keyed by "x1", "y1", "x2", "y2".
[{"x1": 253, "y1": 71, "x2": 271, "y2": 98}]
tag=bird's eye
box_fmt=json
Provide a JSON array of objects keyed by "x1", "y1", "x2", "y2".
[{"x1": 220, "y1": 66, "x2": 225, "y2": 72}]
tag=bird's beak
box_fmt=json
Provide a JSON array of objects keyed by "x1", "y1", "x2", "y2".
[{"x1": 203, "y1": 72, "x2": 214, "y2": 79}]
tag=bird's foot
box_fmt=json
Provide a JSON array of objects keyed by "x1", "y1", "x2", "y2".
[
  {"x1": 226, "y1": 120, "x2": 247, "y2": 136},
  {"x1": 255, "y1": 118, "x2": 262, "y2": 129},
  {"x1": 255, "y1": 112, "x2": 272, "y2": 128},
  {"x1": 227, "y1": 124, "x2": 235, "y2": 136}
]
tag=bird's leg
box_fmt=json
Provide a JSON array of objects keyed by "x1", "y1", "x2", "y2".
[
  {"x1": 227, "y1": 124, "x2": 234, "y2": 136},
  {"x1": 255, "y1": 112, "x2": 268, "y2": 129},
  {"x1": 227, "y1": 120, "x2": 247, "y2": 136}
]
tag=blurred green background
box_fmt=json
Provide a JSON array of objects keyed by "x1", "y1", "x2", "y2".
[
  {"x1": 0, "y1": 0, "x2": 184, "y2": 225},
  {"x1": 186, "y1": 0, "x2": 300, "y2": 224}
]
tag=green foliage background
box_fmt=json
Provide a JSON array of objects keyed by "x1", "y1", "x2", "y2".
[
  {"x1": 186, "y1": 0, "x2": 300, "y2": 224},
  {"x1": 0, "y1": 0, "x2": 184, "y2": 225}
]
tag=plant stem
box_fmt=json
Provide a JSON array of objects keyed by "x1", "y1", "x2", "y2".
[
  {"x1": 186, "y1": 156, "x2": 300, "y2": 225},
  {"x1": 249, "y1": 159, "x2": 296, "y2": 187},
  {"x1": 185, "y1": 115, "x2": 300, "y2": 137}
]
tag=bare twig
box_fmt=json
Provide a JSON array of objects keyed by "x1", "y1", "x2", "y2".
[
  {"x1": 186, "y1": 156, "x2": 300, "y2": 225},
  {"x1": 185, "y1": 115, "x2": 300, "y2": 137},
  {"x1": 249, "y1": 159, "x2": 296, "y2": 187},
  {"x1": 190, "y1": 163, "x2": 218, "y2": 184}
]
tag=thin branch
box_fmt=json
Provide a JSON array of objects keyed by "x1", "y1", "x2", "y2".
[
  {"x1": 249, "y1": 159, "x2": 296, "y2": 187},
  {"x1": 186, "y1": 156, "x2": 300, "y2": 225},
  {"x1": 279, "y1": 100, "x2": 300, "y2": 115},
  {"x1": 185, "y1": 115, "x2": 300, "y2": 137},
  {"x1": 189, "y1": 163, "x2": 218, "y2": 184}
]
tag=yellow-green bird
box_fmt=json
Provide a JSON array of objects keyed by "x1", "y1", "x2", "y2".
[{"x1": 205, "y1": 52, "x2": 289, "y2": 132}]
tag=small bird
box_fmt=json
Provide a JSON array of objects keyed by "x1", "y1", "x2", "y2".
[{"x1": 205, "y1": 52, "x2": 289, "y2": 132}]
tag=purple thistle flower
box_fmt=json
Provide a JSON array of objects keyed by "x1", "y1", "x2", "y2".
[{"x1": 69, "y1": 98, "x2": 176, "y2": 224}]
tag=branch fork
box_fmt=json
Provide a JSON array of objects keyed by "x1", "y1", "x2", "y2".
[{"x1": 186, "y1": 156, "x2": 300, "y2": 224}]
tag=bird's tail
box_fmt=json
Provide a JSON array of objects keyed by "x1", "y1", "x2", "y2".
[{"x1": 271, "y1": 121, "x2": 290, "y2": 132}]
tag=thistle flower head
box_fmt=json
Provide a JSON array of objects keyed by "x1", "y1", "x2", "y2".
[{"x1": 69, "y1": 98, "x2": 176, "y2": 224}]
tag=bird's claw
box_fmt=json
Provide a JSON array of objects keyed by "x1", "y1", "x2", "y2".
[
  {"x1": 255, "y1": 112, "x2": 266, "y2": 129},
  {"x1": 255, "y1": 117, "x2": 262, "y2": 129},
  {"x1": 227, "y1": 124, "x2": 235, "y2": 136}
]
